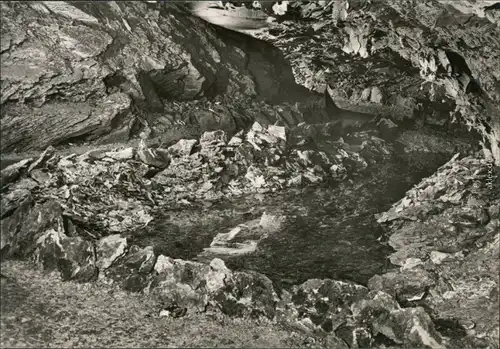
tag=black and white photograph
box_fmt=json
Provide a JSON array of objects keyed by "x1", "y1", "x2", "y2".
[{"x1": 0, "y1": 1, "x2": 499, "y2": 348}]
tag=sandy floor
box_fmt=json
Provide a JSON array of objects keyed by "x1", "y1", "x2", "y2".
[{"x1": 0, "y1": 260, "x2": 324, "y2": 348}]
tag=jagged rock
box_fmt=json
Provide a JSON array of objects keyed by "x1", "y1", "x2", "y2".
[
  {"x1": 351, "y1": 290, "x2": 401, "y2": 322},
  {"x1": 331, "y1": 0, "x2": 349, "y2": 25},
  {"x1": 95, "y1": 234, "x2": 128, "y2": 271},
  {"x1": 376, "y1": 155, "x2": 499, "y2": 346},
  {"x1": 0, "y1": 158, "x2": 32, "y2": 188},
  {"x1": 167, "y1": 139, "x2": 198, "y2": 157},
  {"x1": 150, "y1": 257, "x2": 213, "y2": 315},
  {"x1": 105, "y1": 245, "x2": 157, "y2": 292},
  {"x1": 0, "y1": 189, "x2": 32, "y2": 220},
  {"x1": 352, "y1": 290, "x2": 445, "y2": 347},
  {"x1": 244, "y1": 166, "x2": 267, "y2": 189},
  {"x1": 0, "y1": 190, "x2": 33, "y2": 259},
  {"x1": 27, "y1": 146, "x2": 55, "y2": 173},
  {"x1": 9, "y1": 177, "x2": 39, "y2": 192},
  {"x1": 387, "y1": 308, "x2": 445, "y2": 348},
  {"x1": 228, "y1": 135, "x2": 243, "y2": 147},
  {"x1": 33, "y1": 227, "x2": 97, "y2": 282},
  {"x1": 29, "y1": 169, "x2": 55, "y2": 187},
  {"x1": 1, "y1": 197, "x2": 68, "y2": 259},
  {"x1": 137, "y1": 140, "x2": 171, "y2": 169},
  {"x1": 370, "y1": 87, "x2": 383, "y2": 104},
  {"x1": 216, "y1": 270, "x2": 279, "y2": 319},
  {"x1": 200, "y1": 130, "x2": 228, "y2": 147},
  {"x1": 268, "y1": 125, "x2": 287, "y2": 142},
  {"x1": 368, "y1": 267, "x2": 436, "y2": 303},
  {"x1": 150, "y1": 256, "x2": 277, "y2": 319},
  {"x1": 277, "y1": 278, "x2": 369, "y2": 334}
]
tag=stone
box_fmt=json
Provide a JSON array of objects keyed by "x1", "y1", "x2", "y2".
[
  {"x1": 380, "y1": 307, "x2": 445, "y2": 348},
  {"x1": 251, "y1": 121, "x2": 264, "y2": 132},
  {"x1": 370, "y1": 86, "x2": 383, "y2": 104},
  {"x1": 105, "y1": 245, "x2": 157, "y2": 292},
  {"x1": 268, "y1": 125, "x2": 287, "y2": 141},
  {"x1": 245, "y1": 166, "x2": 266, "y2": 188},
  {"x1": 200, "y1": 130, "x2": 228, "y2": 147},
  {"x1": 150, "y1": 256, "x2": 278, "y2": 320},
  {"x1": 228, "y1": 136, "x2": 243, "y2": 147},
  {"x1": 215, "y1": 270, "x2": 278, "y2": 319},
  {"x1": 259, "y1": 212, "x2": 286, "y2": 233},
  {"x1": 137, "y1": 141, "x2": 171, "y2": 169},
  {"x1": 368, "y1": 268, "x2": 436, "y2": 303},
  {"x1": 33, "y1": 227, "x2": 97, "y2": 282},
  {"x1": 351, "y1": 290, "x2": 401, "y2": 323},
  {"x1": 96, "y1": 234, "x2": 128, "y2": 271},
  {"x1": 0, "y1": 158, "x2": 32, "y2": 188},
  {"x1": 167, "y1": 139, "x2": 198, "y2": 157},
  {"x1": 29, "y1": 169, "x2": 53, "y2": 186},
  {"x1": 1, "y1": 198, "x2": 67, "y2": 259},
  {"x1": 28, "y1": 146, "x2": 55, "y2": 172},
  {"x1": 279, "y1": 279, "x2": 369, "y2": 333},
  {"x1": 150, "y1": 258, "x2": 213, "y2": 314},
  {"x1": 104, "y1": 147, "x2": 135, "y2": 161},
  {"x1": 153, "y1": 254, "x2": 175, "y2": 274}
]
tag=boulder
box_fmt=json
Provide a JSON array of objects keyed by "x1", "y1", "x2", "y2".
[
  {"x1": 1, "y1": 197, "x2": 67, "y2": 259},
  {"x1": 150, "y1": 256, "x2": 278, "y2": 319},
  {"x1": 33, "y1": 227, "x2": 97, "y2": 282},
  {"x1": 368, "y1": 267, "x2": 436, "y2": 303},
  {"x1": 167, "y1": 139, "x2": 198, "y2": 157},
  {"x1": 95, "y1": 234, "x2": 128, "y2": 271},
  {"x1": 105, "y1": 245, "x2": 157, "y2": 292},
  {"x1": 215, "y1": 270, "x2": 279, "y2": 319},
  {"x1": 278, "y1": 278, "x2": 369, "y2": 333}
]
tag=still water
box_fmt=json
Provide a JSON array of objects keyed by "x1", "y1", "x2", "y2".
[{"x1": 131, "y1": 160, "x2": 438, "y2": 288}]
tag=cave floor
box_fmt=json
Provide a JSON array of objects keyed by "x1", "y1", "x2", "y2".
[{"x1": 0, "y1": 260, "x2": 320, "y2": 348}]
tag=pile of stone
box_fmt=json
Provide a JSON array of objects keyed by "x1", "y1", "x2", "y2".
[
  {"x1": 374, "y1": 154, "x2": 499, "y2": 348},
  {"x1": 1, "y1": 122, "x2": 389, "y2": 242},
  {"x1": 31, "y1": 226, "x2": 445, "y2": 349}
]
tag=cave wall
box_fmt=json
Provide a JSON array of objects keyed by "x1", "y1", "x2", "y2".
[
  {"x1": 0, "y1": 1, "x2": 312, "y2": 153},
  {"x1": 261, "y1": 0, "x2": 500, "y2": 164}
]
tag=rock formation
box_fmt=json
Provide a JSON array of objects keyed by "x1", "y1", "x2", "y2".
[
  {"x1": 0, "y1": 1, "x2": 313, "y2": 153},
  {"x1": 248, "y1": 0, "x2": 500, "y2": 165}
]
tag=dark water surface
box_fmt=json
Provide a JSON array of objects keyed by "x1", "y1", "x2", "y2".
[{"x1": 132, "y1": 161, "x2": 437, "y2": 288}]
